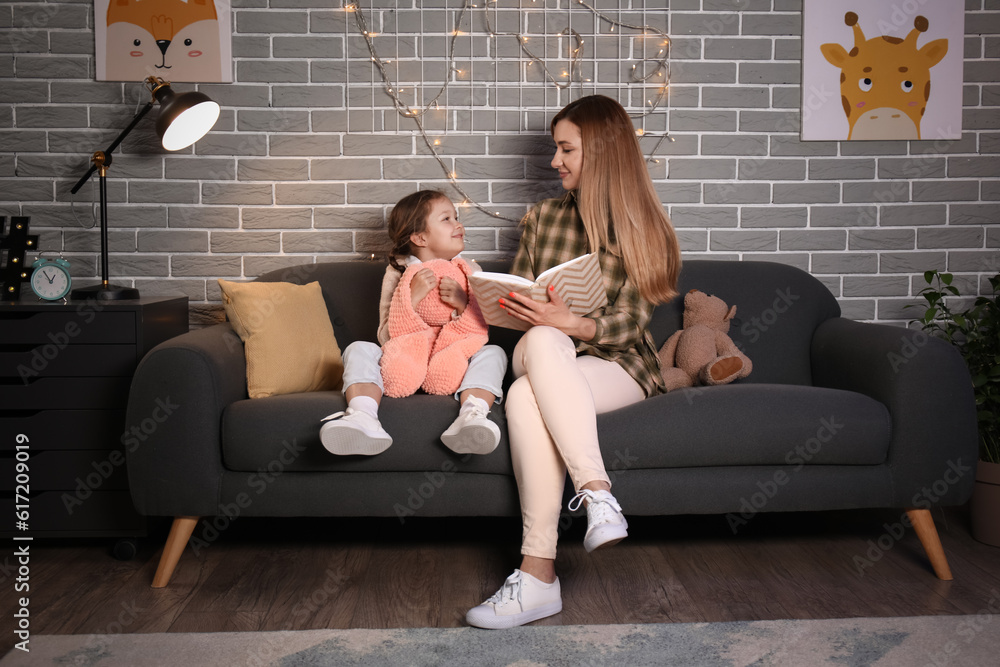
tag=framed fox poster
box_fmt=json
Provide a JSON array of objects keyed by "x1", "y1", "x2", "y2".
[
  {"x1": 801, "y1": 0, "x2": 963, "y2": 141},
  {"x1": 95, "y1": 0, "x2": 233, "y2": 83}
]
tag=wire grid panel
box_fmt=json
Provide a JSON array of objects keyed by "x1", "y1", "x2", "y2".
[{"x1": 342, "y1": 0, "x2": 670, "y2": 137}]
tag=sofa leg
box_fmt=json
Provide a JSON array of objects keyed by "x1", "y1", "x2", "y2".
[
  {"x1": 905, "y1": 508, "x2": 953, "y2": 581},
  {"x1": 152, "y1": 516, "x2": 200, "y2": 589}
]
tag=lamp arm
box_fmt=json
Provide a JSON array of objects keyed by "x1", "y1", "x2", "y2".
[{"x1": 70, "y1": 99, "x2": 155, "y2": 194}]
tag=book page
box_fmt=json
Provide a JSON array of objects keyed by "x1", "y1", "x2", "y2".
[{"x1": 471, "y1": 272, "x2": 534, "y2": 288}]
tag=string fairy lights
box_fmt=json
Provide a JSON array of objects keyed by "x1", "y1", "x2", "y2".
[{"x1": 344, "y1": 0, "x2": 672, "y2": 222}]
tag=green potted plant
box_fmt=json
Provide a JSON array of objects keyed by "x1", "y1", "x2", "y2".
[{"x1": 910, "y1": 270, "x2": 1000, "y2": 547}]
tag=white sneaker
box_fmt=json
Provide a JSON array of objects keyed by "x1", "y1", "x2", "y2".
[
  {"x1": 440, "y1": 403, "x2": 501, "y2": 455},
  {"x1": 568, "y1": 489, "x2": 628, "y2": 553},
  {"x1": 466, "y1": 569, "x2": 562, "y2": 629},
  {"x1": 319, "y1": 408, "x2": 392, "y2": 456}
]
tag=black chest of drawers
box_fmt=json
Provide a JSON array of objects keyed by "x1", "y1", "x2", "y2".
[{"x1": 1, "y1": 296, "x2": 188, "y2": 544}]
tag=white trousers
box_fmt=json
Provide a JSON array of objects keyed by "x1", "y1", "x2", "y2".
[
  {"x1": 341, "y1": 340, "x2": 508, "y2": 400},
  {"x1": 506, "y1": 326, "x2": 646, "y2": 559}
]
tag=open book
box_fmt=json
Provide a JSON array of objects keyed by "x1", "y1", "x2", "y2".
[{"x1": 468, "y1": 253, "x2": 608, "y2": 331}]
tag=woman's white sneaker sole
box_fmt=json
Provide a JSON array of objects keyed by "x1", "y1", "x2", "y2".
[
  {"x1": 465, "y1": 599, "x2": 562, "y2": 630},
  {"x1": 583, "y1": 521, "x2": 628, "y2": 553}
]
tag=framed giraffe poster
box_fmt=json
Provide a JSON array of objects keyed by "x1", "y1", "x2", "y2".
[
  {"x1": 801, "y1": 0, "x2": 963, "y2": 141},
  {"x1": 95, "y1": 0, "x2": 233, "y2": 83}
]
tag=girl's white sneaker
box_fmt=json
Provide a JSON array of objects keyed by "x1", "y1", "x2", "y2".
[
  {"x1": 319, "y1": 408, "x2": 392, "y2": 455},
  {"x1": 466, "y1": 569, "x2": 562, "y2": 630},
  {"x1": 440, "y1": 401, "x2": 500, "y2": 455}
]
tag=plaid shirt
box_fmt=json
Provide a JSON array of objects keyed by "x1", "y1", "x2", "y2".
[{"x1": 510, "y1": 191, "x2": 668, "y2": 397}]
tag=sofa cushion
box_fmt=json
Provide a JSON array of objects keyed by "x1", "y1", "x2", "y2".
[
  {"x1": 255, "y1": 262, "x2": 386, "y2": 350},
  {"x1": 218, "y1": 279, "x2": 344, "y2": 399},
  {"x1": 222, "y1": 392, "x2": 515, "y2": 476},
  {"x1": 595, "y1": 384, "x2": 891, "y2": 469},
  {"x1": 222, "y1": 384, "x2": 888, "y2": 475}
]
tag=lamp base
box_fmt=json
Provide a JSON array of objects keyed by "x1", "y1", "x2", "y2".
[{"x1": 70, "y1": 283, "x2": 140, "y2": 301}]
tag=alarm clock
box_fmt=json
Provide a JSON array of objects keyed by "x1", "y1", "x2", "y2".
[{"x1": 30, "y1": 257, "x2": 72, "y2": 301}]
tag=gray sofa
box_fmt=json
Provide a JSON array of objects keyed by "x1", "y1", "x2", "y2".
[{"x1": 125, "y1": 259, "x2": 978, "y2": 587}]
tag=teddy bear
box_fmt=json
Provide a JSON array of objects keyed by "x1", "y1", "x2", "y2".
[
  {"x1": 380, "y1": 258, "x2": 489, "y2": 398},
  {"x1": 657, "y1": 289, "x2": 752, "y2": 391}
]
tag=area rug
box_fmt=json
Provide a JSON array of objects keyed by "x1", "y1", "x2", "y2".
[{"x1": 3, "y1": 616, "x2": 998, "y2": 666}]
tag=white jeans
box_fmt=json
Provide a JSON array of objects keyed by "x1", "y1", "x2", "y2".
[{"x1": 341, "y1": 340, "x2": 508, "y2": 401}]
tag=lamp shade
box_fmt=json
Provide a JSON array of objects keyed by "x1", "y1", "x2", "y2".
[{"x1": 155, "y1": 89, "x2": 221, "y2": 151}]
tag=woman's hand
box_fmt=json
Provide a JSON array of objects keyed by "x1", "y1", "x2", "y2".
[
  {"x1": 410, "y1": 268, "x2": 437, "y2": 310},
  {"x1": 500, "y1": 287, "x2": 597, "y2": 341},
  {"x1": 438, "y1": 276, "x2": 468, "y2": 315}
]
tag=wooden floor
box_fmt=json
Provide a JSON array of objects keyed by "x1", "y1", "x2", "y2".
[{"x1": 4, "y1": 505, "x2": 999, "y2": 655}]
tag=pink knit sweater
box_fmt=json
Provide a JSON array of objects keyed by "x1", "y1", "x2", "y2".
[{"x1": 380, "y1": 258, "x2": 489, "y2": 397}]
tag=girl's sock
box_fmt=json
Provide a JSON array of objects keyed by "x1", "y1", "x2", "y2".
[
  {"x1": 460, "y1": 395, "x2": 490, "y2": 416},
  {"x1": 348, "y1": 395, "x2": 380, "y2": 419}
]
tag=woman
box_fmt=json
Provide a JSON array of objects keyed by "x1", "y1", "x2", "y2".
[{"x1": 466, "y1": 95, "x2": 681, "y2": 629}]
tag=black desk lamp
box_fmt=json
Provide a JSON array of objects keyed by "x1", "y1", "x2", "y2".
[{"x1": 70, "y1": 76, "x2": 220, "y2": 300}]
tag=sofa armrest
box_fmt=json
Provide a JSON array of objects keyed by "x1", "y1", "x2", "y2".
[
  {"x1": 125, "y1": 323, "x2": 249, "y2": 517},
  {"x1": 811, "y1": 317, "x2": 978, "y2": 506}
]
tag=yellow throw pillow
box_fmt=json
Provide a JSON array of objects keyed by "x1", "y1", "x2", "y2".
[{"x1": 218, "y1": 279, "x2": 344, "y2": 399}]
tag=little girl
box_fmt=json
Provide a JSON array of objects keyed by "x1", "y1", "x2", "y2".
[{"x1": 320, "y1": 190, "x2": 507, "y2": 456}]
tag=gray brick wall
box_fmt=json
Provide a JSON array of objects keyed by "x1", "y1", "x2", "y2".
[{"x1": 1, "y1": 0, "x2": 998, "y2": 327}]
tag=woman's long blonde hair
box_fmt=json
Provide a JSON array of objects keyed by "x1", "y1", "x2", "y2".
[{"x1": 552, "y1": 95, "x2": 681, "y2": 304}]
